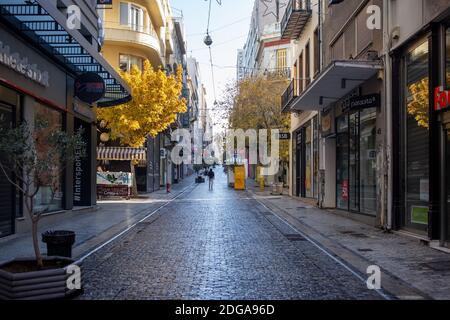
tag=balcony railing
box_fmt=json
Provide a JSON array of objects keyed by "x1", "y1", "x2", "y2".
[
  {"x1": 281, "y1": 79, "x2": 300, "y2": 112},
  {"x1": 281, "y1": 0, "x2": 312, "y2": 40},
  {"x1": 265, "y1": 67, "x2": 291, "y2": 78}
]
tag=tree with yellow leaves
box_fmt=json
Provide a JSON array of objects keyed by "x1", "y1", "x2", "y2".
[
  {"x1": 216, "y1": 74, "x2": 290, "y2": 183},
  {"x1": 219, "y1": 75, "x2": 290, "y2": 162},
  {"x1": 96, "y1": 60, "x2": 187, "y2": 147}
]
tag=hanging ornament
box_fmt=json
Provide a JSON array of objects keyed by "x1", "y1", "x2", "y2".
[{"x1": 204, "y1": 33, "x2": 213, "y2": 46}]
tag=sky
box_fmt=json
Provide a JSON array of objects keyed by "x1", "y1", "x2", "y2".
[{"x1": 170, "y1": 0, "x2": 255, "y2": 129}]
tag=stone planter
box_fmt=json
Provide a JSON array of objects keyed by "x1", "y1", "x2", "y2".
[{"x1": 0, "y1": 257, "x2": 83, "y2": 300}]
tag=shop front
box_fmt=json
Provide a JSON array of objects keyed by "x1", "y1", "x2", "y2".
[
  {"x1": 393, "y1": 21, "x2": 450, "y2": 245},
  {"x1": 293, "y1": 115, "x2": 320, "y2": 200},
  {"x1": 334, "y1": 94, "x2": 379, "y2": 216},
  {"x1": 289, "y1": 60, "x2": 383, "y2": 219},
  {"x1": 0, "y1": 1, "x2": 130, "y2": 237}
]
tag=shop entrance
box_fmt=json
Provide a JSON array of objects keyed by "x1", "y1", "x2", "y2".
[{"x1": 0, "y1": 103, "x2": 14, "y2": 238}]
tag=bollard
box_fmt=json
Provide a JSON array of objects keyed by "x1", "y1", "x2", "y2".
[
  {"x1": 259, "y1": 177, "x2": 265, "y2": 192},
  {"x1": 166, "y1": 183, "x2": 171, "y2": 193}
]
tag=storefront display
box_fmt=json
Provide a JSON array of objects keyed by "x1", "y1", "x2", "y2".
[
  {"x1": 336, "y1": 107, "x2": 377, "y2": 216},
  {"x1": 294, "y1": 116, "x2": 319, "y2": 200},
  {"x1": 97, "y1": 172, "x2": 133, "y2": 198}
]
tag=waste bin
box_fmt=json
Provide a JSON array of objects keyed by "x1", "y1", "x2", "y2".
[
  {"x1": 42, "y1": 230, "x2": 76, "y2": 258},
  {"x1": 271, "y1": 183, "x2": 284, "y2": 195}
]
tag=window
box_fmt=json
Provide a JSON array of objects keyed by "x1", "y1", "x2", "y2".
[
  {"x1": 331, "y1": 35, "x2": 344, "y2": 60},
  {"x1": 120, "y1": 2, "x2": 144, "y2": 32},
  {"x1": 314, "y1": 28, "x2": 320, "y2": 75},
  {"x1": 344, "y1": 20, "x2": 356, "y2": 59},
  {"x1": 119, "y1": 54, "x2": 143, "y2": 72},
  {"x1": 446, "y1": 28, "x2": 450, "y2": 87},
  {"x1": 356, "y1": 3, "x2": 373, "y2": 54},
  {"x1": 298, "y1": 51, "x2": 304, "y2": 93},
  {"x1": 404, "y1": 39, "x2": 429, "y2": 230},
  {"x1": 276, "y1": 49, "x2": 287, "y2": 70},
  {"x1": 34, "y1": 103, "x2": 63, "y2": 213},
  {"x1": 305, "y1": 41, "x2": 311, "y2": 86},
  {"x1": 130, "y1": 5, "x2": 143, "y2": 32}
]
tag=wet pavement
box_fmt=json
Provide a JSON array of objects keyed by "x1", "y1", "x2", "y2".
[{"x1": 80, "y1": 169, "x2": 382, "y2": 300}]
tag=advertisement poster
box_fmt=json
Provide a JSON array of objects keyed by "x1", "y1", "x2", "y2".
[{"x1": 97, "y1": 172, "x2": 132, "y2": 187}]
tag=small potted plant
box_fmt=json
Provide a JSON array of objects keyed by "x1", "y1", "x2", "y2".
[{"x1": 0, "y1": 118, "x2": 86, "y2": 300}]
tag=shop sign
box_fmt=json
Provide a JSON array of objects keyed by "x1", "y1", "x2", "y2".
[
  {"x1": 434, "y1": 86, "x2": 450, "y2": 111},
  {"x1": 74, "y1": 72, "x2": 105, "y2": 104},
  {"x1": 0, "y1": 41, "x2": 50, "y2": 87},
  {"x1": 73, "y1": 146, "x2": 84, "y2": 203},
  {"x1": 279, "y1": 132, "x2": 291, "y2": 140},
  {"x1": 349, "y1": 93, "x2": 380, "y2": 111}
]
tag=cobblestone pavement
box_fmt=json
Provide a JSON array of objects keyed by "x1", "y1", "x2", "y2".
[{"x1": 80, "y1": 169, "x2": 382, "y2": 300}]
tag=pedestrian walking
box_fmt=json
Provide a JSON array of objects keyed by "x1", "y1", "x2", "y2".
[{"x1": 208, "y1": 168, "x2": 215, "y2": 190}]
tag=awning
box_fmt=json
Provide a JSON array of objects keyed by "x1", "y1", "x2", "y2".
[
  {"x1": 290, "y1": 60, "x2": 383, "y2": 111},
  {"x1": 97, "y1": 147, "x2": 147, "y2": 161},
  {"x1": 0, "y1": 1, "x2": 131, "y2": 107}
]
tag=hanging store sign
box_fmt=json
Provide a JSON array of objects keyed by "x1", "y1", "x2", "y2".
[
  {"x1": 279, "y1": 132, "x2": 291, "y2": 140},
  {"x1": 349, "y1": 93, "x2": 380, "y2": 111},
  {"x1": 0, "y1": 41, "x2": 50, "y2": 87},
  {"x1": 434, "y1": 86, "x2": 450, "y2": 111},
  {"x1": 74, "y1": 72, "x2": 105, "y2": 104}
]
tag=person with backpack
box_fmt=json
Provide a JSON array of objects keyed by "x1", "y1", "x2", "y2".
[{"x1": 208, "y1": 168, "x2": 215, "y2": 190}]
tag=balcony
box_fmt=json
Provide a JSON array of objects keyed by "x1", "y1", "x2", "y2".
[
  {"x1": 265, "y1": 67, "x2": 291, "y2": 78},
  {"x1": 281, "y1": 0, "x2": 312, "y2": 40},
  {"x1": 104, "y1": 21, "x2": 162, "y2": 65},
  {"x1": 281, "y1": 79, "x2": 299, "y2": 113}
]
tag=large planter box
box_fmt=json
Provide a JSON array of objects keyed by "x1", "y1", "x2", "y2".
[{"x1": 0, "y1": 257, "x2": 83, "y2": 300}]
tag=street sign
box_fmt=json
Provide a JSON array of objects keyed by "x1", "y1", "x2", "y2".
[{"x1": 279, "y1": 132, "x2": 291, "y2": 140}]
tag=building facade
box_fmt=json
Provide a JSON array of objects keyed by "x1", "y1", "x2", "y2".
[
  {"x1": 283, "y1": 0, "x2": 385, "y2": 224},
  {"x1": 0, "y1": 0, "x2": 130, "y2": 237},
  {"x1": 98, "y1": 0, "x2": 182, "y2": 193},
  {"x1": 282, "y1": 0, "x2": 450, "y2": 250}
]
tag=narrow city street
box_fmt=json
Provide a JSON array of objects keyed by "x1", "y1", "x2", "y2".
[{"x1": 79, "y1": 169, "x2": 382, "y2": 300}]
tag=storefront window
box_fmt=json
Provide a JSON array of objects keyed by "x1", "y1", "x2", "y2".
[
  {"x1": 359, "y1": 108, "x2": 377, "y2": 215},
  {"x1": 34, "y1": 103, "x2": 63, "y2": 213},
  {"x1": 313, "y1": 116, "x2": 319, "y2": 200},
  {"x1": 349, "y1": 112, "x2": 359, "y2": 212},
  {"x1": 336, "y1": 114, "x2": 349, "y2": 210},
  {"x1": 336, "y1": 109, "x2": 377, "y2": 215},
  {"x1": 305, "y1": 123, "x2": 312, "y2": 198},
  {"x1": 404, "y1": 40, "x2": 429, "y2": 230},
  {"x1": 447, "y1": 28, "x2": 450, "y2": 87}
]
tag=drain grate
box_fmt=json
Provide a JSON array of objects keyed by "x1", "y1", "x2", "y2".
[
  {"x1": 357, "y1": 248, "x2": 374, "y2": 252},
  {"x1": 285, "y1": 234, "x2": 307, "y2": 242}
]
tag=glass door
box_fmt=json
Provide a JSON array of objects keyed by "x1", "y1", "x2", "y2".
[{"x1": 0, "y1": 103, "x2": 14, "y2": 238}]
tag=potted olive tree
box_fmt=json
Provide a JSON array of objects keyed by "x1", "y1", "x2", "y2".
[{"x1": 0, "y1": 118, "x2": 86, "y2": 300}]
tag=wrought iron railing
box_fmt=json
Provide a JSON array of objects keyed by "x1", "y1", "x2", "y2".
[
  {"x1": 281, "y1": 0, "x2": 312, "y2": 38},
  {"x1": 281, "y1": 78, "x2": 299, "y2": 112}
]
